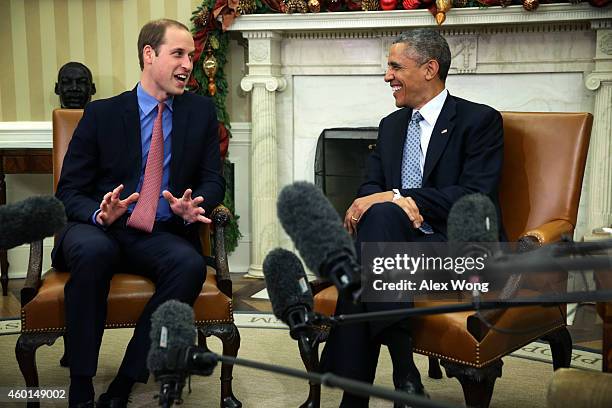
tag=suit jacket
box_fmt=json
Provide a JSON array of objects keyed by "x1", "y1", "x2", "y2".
[
  {"x1": 358, "y1": 93, "x2": 504, "y2": 238},
  {"x1": 53, "y1": 88, "x2": 225, "y2": 257}
]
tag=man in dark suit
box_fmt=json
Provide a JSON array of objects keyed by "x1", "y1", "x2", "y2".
[
  {"x1": 321, "y1": 29, "x2": 504, "y2": 407},
  {"x1": 52, "y1": 19, "x2": 225, "y2": 408}
]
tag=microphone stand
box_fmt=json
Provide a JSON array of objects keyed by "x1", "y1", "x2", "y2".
[
  {"x1": 200, "y1": 352, "x2": 461, "y2": 408},
  {"x1": 309, "y1": 289, "x2": 612, "y2": 326}
]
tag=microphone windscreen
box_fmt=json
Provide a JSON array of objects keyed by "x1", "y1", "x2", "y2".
[
  {"x1": 0, "y1": 195, "x2": 66, "y2": 249},
  {"x1": 263, "y1": 248, "x2": 313, "y2": 321},
  {"x1": 277, "y1": 181, "x2": 356, "y2": 277},
  {"x1": 447, "y1": 193, "x2": 498, "y2": 243},
  {"x1": 147, "y1": 300, "x2": 196, "y2": 376}
]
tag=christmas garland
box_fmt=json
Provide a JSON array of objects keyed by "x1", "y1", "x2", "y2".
[{"x1": 189, "y1": 1, "x2": 242, "y2": 253}]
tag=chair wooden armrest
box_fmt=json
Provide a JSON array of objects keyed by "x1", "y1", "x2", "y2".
[
  {"x1": 208, "y1": 204, "x2": 233, "y2": 298},
  {"x1": 523, "y1": 219, "x2": 574, "y2": 245},
  {"x1": 22, "y1": 240, "x2": 44, "y2": 307}
]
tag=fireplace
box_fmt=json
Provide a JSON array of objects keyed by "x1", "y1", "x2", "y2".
[{"x1": 315, "y1": 127, "x2": 378, "y2": 216}]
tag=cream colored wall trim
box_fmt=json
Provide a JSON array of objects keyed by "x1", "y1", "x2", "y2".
[
  {"x1": 0, "y1": 121, "x2": 253, "y2": 149},
  {"x1": 0, "y1": 122, "x2": 52, "y2": 148}
]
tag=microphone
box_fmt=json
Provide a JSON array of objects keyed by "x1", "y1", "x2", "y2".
[
  {"x1": 277, "y1": 181, "x2": 361, "y2": 300},
  {"x1": 447, "y1": 193, "x2": 500, "y2": 287},
  {"x1": 447, "y1": 193, "x2": 510, "y2": 341},
  {"x1": 0, "y1": 195, "x2": 66, "y2": 249},
  {"x1": 148, "y1": 300, "x2": 213, "y2": 407},
  {"x1": 447, "y1": 192, "x2": 498, "y2": 250},
  {"x1": 263, "y1": 248, "x2": 315, "y2": 353}
]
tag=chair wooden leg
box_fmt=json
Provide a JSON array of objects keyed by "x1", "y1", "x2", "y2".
[
  {"x1": 60, "y1": 334, "x2": 69, "y2": 367},
  {"x1": 202, "y1": 323, "x2": 242, "y2": 408},
  {"x1": 298, "y1": 338, "x2": 321, "y2": 408},
  {"x1": 197, "y1": 331, "x2": 211, "y2": 353},
  {"x1": 542, "y1": 326, "x2": 572, "y2": 370},
  {"x1": 15, "y1": 332, "x2": 62, "y2": 408},
  {"x1": 427, "y1": 356, "x2": 443, "y2": 379},
  {"x1": 441, "y1": 359, "x2": 503, "y2": 408}
]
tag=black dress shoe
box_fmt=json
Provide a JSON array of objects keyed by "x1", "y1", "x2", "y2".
[
  {"x1": 69, "y1": 400, "x2": 95, "y2": 408},
  {"x1": 97, "y1": 393, "x2": 130, "y2": 408},
  {"x1": 393, "y1": 377, "x2": 429, "y2": 408}
]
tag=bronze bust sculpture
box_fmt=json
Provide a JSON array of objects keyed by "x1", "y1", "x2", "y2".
[{"x1": 55, "y1": 62, "x2": 96, "y2": 109}]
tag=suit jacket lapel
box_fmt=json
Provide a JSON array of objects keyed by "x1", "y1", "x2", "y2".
[
  {"x1": 422, "y1": 95, "x2": 456, "y2": 184},
  {"x1": 390, "y1": 108, "x2": 411, "y2": 188},
  {"x1": 169, "y1": 94, "x2": 188, "y2": 189},
  {"x1": 122, "y1": 89, "x2": 141, "y2": 196}
]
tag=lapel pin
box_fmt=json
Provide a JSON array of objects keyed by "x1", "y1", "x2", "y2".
[{"x1": 441, "y1": 129, "x2": 448, "y2": 134}]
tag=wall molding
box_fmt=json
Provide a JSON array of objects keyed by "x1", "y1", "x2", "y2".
[
  {"x1": 229, "y1": 122, "x2": 252, "y2": 146},
  {"x1": 0, "y1": 122, "x2": 52, "y2": 148},
  {"x1": 0, "y1": 121, "x2": 251, "y2": 149}
]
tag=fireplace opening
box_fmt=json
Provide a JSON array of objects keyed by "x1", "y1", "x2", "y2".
[{"x1": 314, "y1": 127, "x2": 378, "y2": 216}]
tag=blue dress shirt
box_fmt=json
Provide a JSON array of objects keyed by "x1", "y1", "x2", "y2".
[{"x1": 92, "y1": 83, "x2": 174, "y2": 225}]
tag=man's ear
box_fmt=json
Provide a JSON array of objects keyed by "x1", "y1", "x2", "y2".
[
  {"x1": 54, "y1": 82, "x2": 60, "y2": 95},
  {"x1": 91, "y1": 82, "x2": 96, "y2": 96},
  {"x1": 424, "y1": 59, "x2": 440, "y2": 81},
  {"x1": 142, "y1": 45, "x2": 154, "y2": 66}
]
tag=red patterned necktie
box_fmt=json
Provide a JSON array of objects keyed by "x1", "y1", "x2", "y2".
[{"x1": 127, "y1": 102, "x2": 165, "y2": 233}]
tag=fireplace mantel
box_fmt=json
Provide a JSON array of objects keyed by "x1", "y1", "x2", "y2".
[
  {"x1": 229, "y1": 4, "x2": 612, "y2": 32},
  {"x1": 230, "y1": 5, "x2": 612, "y2": 277}
]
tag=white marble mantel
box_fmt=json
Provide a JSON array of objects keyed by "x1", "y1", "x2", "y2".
[{"x1": 230, "y1": 4, "x2": 612, "y2": 277}]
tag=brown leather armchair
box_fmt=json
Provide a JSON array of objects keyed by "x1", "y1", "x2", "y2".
[
  {"x1": 300, "y1": 112, "x2": 593, "y2": 408},
  {"x1": 15, "y1": 109, "x2": 242, "y2": 408}
]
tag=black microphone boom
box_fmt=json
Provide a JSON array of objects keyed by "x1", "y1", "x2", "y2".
[
  {"x1": 277, "y1": 182, "x2": 361, "y2": 299},
  {"x1": 0, "y1": 195, "x2": 66, "y2": 249}
]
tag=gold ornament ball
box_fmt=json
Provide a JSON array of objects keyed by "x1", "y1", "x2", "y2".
[
  {"x1": 238, "y1": 0, "x2": 257, "y2": 14},
  {"x1": 193, "y1": 10, "x2": 208, "y2": 28},
  {"x1": 436, "y1": 0, "x2": 452, "y2": 12},
  {"x1": 362, "y1": 0, "x2": 380, "y2": 11},
  {"x1": 308, "y1": 0, "x2": 321, "y2": 12},
  {"x1": 522, "y1": 0, "x2": 539, "y2": 11}
]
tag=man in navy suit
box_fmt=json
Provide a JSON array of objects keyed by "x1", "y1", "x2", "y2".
[
  {"x1": 321, "y1": 29, "x2": 504, "y2": 407},
  {"x1": 52, "y1": 19, "x2": 225, "y2": 408}
]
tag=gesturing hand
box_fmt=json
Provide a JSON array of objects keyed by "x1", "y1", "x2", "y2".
[
  {"x1": 97, "y1": 184, "x2": 139, "y2": 227},
  {"x1": 162, "y1": 189, "x2": 211, "y2": 224}
]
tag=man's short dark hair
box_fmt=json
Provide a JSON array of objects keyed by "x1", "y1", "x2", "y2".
[
  {"x1": 137, "y1": 19, "x2": 190, "y2": 70},
  {"x1": 393, "y1": 29, "x2": 452, "y2": 82}
]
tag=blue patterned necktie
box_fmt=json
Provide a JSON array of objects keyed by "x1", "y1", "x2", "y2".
[{"x1": 400, "y1": 111, "x2": 434, "y2": 234}]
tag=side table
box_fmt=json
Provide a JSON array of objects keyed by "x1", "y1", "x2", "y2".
[{"x1": 0, "y1": 148, "x2": 53, "y2": 296}]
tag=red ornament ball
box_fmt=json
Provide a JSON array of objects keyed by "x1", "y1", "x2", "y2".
[
  {"x1": 402, "y1": 0, "x2": 421, "y2": 8},
  {"x1": 381, "y1": 0, "x2": 398, "y2": 9}
]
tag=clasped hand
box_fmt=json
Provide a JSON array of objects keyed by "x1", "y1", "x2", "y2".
[
  {"x1": 96, "y1": 185, "x2": 211, "y2": 226},
  {"x1": 343, "y1": 191, "x2": 424, "y2": 235}
]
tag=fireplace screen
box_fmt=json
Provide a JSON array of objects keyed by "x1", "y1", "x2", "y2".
[{"x1": 314, "y1": 127, "x2": 378, "y2": 217}]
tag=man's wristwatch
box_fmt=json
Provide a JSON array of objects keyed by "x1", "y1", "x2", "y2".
[{"x1": 392, "y1": 188, "x2": 402, "y2": 201}]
